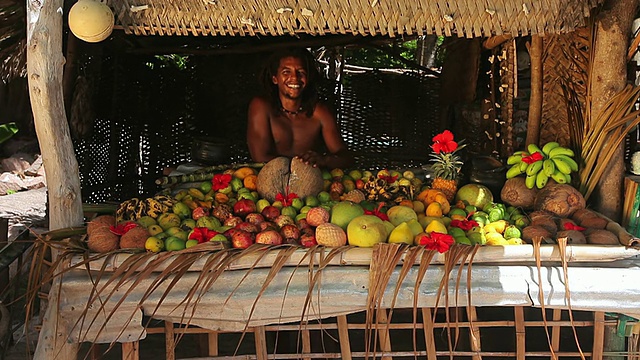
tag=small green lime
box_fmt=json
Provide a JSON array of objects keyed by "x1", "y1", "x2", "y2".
[
  {"x1": 281, "y1": 206, "x2": 298, "y2": 218},
  {"x1": 185, "y1": 239, "x2": 200, "y2": 248},
  {"x1": 299, "y1": 205, "x2": 312, "y2": 215},
  {"x1": 199, "y1": 181, "x2": 213, "y2": 194},
  {"x1": 165, "y1": 236, "x2": 186, "y2": 251},
  {"x1": 291, "y1": 198, "x2": 304, "y2": 210},
  {"x1": 317, "y1": 191, "x2": 331, "y2": 204},
  {"x1": 304, "y1": 196, "x2": 320, "y2": 207}
]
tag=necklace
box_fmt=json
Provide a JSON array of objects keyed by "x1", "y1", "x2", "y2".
[{"x1": 281, "y1": 106, "x2": 303, "y2": 116}]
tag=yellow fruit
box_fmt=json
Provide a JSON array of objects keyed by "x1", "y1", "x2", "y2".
[
  {"x1": 412, "y1": 200, "x2": 425, "y2": 214},
  {"x1": 507, "y1": 238, "x2": 525, "y2": 245},
  {"x1": 388, "y1": 222, "x2": 414, "y2": 245},
  {"x1": 485, "y1": 232, "x2": 509, "y2": 246},
  {"x1": 425, "y1": 220, "x2": 448, "y2": 234},
  {"x1": 386, "y1": 205, "x2": 418, "y2": 226},
  {"x1": 425, "y1": 202, "x2": 443, "y2": 217},
  {"x1": 484, "y1": 220, "x2": 508, "y2": 234},
  {"x1": 406, "y1": 219, "x2": 424, "y2": 236},
  {"x1": 347, "y1": 215, "x2": 387, "y2": 247},
  {"x1": 145, "y1": 236, "x2": 164, "y2": 253}
]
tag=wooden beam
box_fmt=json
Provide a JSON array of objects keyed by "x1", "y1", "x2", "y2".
[
  {"x1": 525, "y1": 35, "x2": 543, "y2": 147},
  {"x1": 27, "y1": 0, "x2": 83, "y2": 358}
]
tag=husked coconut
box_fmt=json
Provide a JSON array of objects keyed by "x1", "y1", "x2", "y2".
[
  {"x1": 315, "y1": 223, "x2": 347, "y2": 247},
  {"x1": 584, "y1": 228, "x2": 619, "y2": 245},
  {"x1": 119, "y1": 226, "x2": 149, "y2": 249},
  {"x1": 555, "y1": 230, "x2": 587, "y2": 244},
  {"x1": 533, "y1": 184, "x2": 586, "y2": 218},
  {"x1": 87, "y1": 227, "x2": 120, "y2": 253},
  {"x1": 256, "y1": 157, "x2": 324, "y2": 202},
  {"x1": 87, "y1": 215, "x2": 116, "y2": 236}
]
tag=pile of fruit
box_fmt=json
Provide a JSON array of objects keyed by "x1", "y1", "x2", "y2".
[
  {"x1": 86, "y1": 161, "x2": 538, "y2": 254},
  {"x1": 85, "y1": 136, "x2": 623, "y2": 254}
]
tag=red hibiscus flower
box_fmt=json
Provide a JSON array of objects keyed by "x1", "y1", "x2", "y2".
[
  {"x1": 211, "y1": 173, "x2": 232, "y2": 191},
  {"x1": 418, "y1": 232, "x2": 455, "y2": 253},
  {"x1": 275, "y1": 192, "x2": 299, "y2": 207},
  {"x1": 364, "y1": 202, "x2": 389, "y2": 221},
  {"x1": 521, "y1": 152, "x2": 544, "y2": 164},
  {"x1": 449, "y1": 219, "x2": 479, "y2": 232},
  {"x1": 110, "y1": 222, "x2": 138, "y2": 236},
  {"x1": 431, "y1": 130, "x2": 458, "y2": 154},
  {"x1": 189, "y1": 227, "x2": 219, "y2": 243},
  {"x1": 563, "y1": 223, "x2": 585, "y2": 231}
]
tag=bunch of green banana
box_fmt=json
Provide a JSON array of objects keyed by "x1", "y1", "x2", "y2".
[
  {"x1": 505, "y1": 142, "x2": 578, "y2": 189},
  {"x1": 115, "y1": 195, "x2": 176, "y2": 223}
]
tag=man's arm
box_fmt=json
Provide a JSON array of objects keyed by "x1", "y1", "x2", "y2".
[{"x1": 247, "y1": 97, "x2": 277, "y2": 162}]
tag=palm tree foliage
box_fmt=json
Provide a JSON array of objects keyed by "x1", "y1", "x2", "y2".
[{"x1": 0, "y1": 0, "x2": 26, "y2": 82}]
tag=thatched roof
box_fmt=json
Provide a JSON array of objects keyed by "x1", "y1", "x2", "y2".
[{"x1": 108, "y1": 0, "x2": 603, "y2": 38}]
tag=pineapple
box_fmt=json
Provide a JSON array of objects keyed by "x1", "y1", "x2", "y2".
[{"x1": 430, "y1": 133, "x2": 465, "y2": 202}]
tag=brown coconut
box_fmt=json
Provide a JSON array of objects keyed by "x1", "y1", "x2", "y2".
[
  {"x1": 571, "y1": 208, "x2": 608, "y2": 229},
  {"x1": 87, "y1": 215, "x2": 116, "y2": 236},
  {"x1": 584, "y1": 228, "x2": 620, "y2": 245},
  {"x1": 87, "y1": 227, "x2": 120, "y2": 253},
  {"x1": 315, "y1": 223, "x2": 347, "y2": 247},
  {"x1": 521, "y1": 225, "x2": 553, "y2": 244},
  {"x1": 555, "y1": 230, "x2": 587, "y2": 244},
  {"x1": 500, "y1": 177, "x2": 538, "y2": 209},
  {"x1": 530, "y1": 216, "x2": 558, "y2": 235},
  {"x1": 119, "y1": 226, "x2": 149, "y2": 249},
  {"x1": 533, "y1": 184, "x2": 586, "y2": 218},
  {"x1": 256, "y1": 157, "x2": 324, "y2": 202}
]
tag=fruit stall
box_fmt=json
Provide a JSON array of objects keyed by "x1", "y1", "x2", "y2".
[{"x1": 19, "y1": 0, "x2": 640, "y2": 358}]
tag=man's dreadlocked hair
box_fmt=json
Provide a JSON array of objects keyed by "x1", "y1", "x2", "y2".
[{"x1": 259, "y1": 47, "x2": 321, "y2": 117}]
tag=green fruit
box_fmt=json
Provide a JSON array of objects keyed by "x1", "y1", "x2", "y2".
[
  {"x1": 256, "y1": 199, "x2": 271, "y2": 212},
  {"x1": 317, "y1": 191, "x2": 331, "y2": 204},
  {"x1": 331, "y1": 201, "x2": 365, "y2": 230},
  {"x1": 237, "y1": 192, "x2": 257, "y2": 202},
  {"x1": 291, "y1": 198, "x2": 304, "y2": 211},
  {"x1": 157, "y1": 213, "x2": 182, "y2": 230},
  {"x1": 272, "y1": 201, "x2": 284, "y2": 209},
  {"x1": 348, "y1": 169, "x2": 363, "y2": 181},
  {"x1": 448, "y1": 227, "x2": 466, "y2": 238},
  {"x1": 196, "y1": 216, "x2": 221, "y2": 230},
  {"x1": 322, "y1": 170, "x2": 332, "y2": 180},
  {"x1": 185, "y1": 239, "x2": 200, "y2": 248},
  {"x1": 230, "y1": 177, "x2": 244, "y2": 192},
  {"x1": 180, "y1": 218, "x2": 196, "y2": 231},
  {"x1": 305, "y1": 196, "x2": 320, "y2": 207},
  {"x1": 164, "y1": 227, "x2": 188, "y2": 241},
  {"x1": 165, "y1": 236, "x2": 186, "y2": 251},
  {"x1": 172, "y1": 202, "x2": 191, "y2": 219},
  {"x1": 199, "y1": 181, "x2": 212, "y2": 194},
  {"x1": 210, "y1": 234, "x2": 228, "y2": 242},
  {"x1": 299, "y1": 205, "x2": 312, "y2": 215},
  {"x1": 454, "y1": 236, "x2": 472, "y2": 245},
  {"x1": 281, "y1": 206, "x2": 298, "y2": 218},
  {"x1": 147, "y1": 224, "x2": 164, "y2": 236},
  {"x1": 137, "y1": 216, "x2": 157, "y2": 228}
]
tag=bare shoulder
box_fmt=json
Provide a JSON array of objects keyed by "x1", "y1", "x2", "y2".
[
  {"x1": 313, "y1": 102, "x2": 337, "y2": 124},
  {"x1": 249, "y1": 96, "x2": 271, "y2": 111}
]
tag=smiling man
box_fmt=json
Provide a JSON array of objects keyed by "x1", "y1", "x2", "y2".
[{"x1": 247, "y1": 47, "x2": 353, "y2": 169}]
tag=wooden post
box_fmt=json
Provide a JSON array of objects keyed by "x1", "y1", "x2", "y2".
[
  {"x1": 27, "y1": 0, "x2": 84, "y2": 358},
  {"x1": 525, "y1": 35, "x2": 543, "y2": 147},
  {"x1": 590, "y1": 0, "x2": 639, "y2": 220}
]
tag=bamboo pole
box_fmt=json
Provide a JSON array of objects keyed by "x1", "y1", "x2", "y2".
[{"x1": 525, "y1": 35, "x2": 543, "y2": 147}]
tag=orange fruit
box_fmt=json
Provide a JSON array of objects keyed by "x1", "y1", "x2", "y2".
[{"x1": 243, "y1": 174, "x2": 258, "y2": 191}]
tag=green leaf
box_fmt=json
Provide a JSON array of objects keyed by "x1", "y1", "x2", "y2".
[{"x1": 0, "y1": 123, "x2": 18, "y2": 144}]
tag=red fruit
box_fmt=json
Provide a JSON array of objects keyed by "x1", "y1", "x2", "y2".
[
  {"x1": 355, "y1": 179, "x2": 365, "y2": 190},
  {"x1": 300, "y1": 228, "x2": 317, "y2": 248},
  {"x1": 306, "y1": 207, "x2": 330, "y2": 227},
  {"x1": 259, "y1": 221, "x2": 278, "y2": 232},
  {"x1": 235, "y1": 221, "x2": 259, "y2": 233},
  {"x1": 255, "y1": 230, "x2": 283, "y2": 245},
  {"x1": 297, "y1": 218, "x2": 311, "y2": 230},
  {"x1": 192, "y1": 207, "x2": 209, "y2": 221},
  {"x1": 245, "y1": 213, "x2": 265, "y2": 225},
  {"x1": 224, "y1": 228, "x2": 239, "y2": 240},
  {"x1": 233, "y1": 199, "x2": 257, "y2": 218},
  {"x1": 274, "y1": 214, "x2": 295, "y2": 228},
  {"x1": 261, "y1": 206, "x2": 281, "y2": 221},
  {"x1": 280, "y1": 224, "x2": 300, "y2": 241},
  {"x1": 231, "y1": 229, "x2": 254, "y2": 249},
  {"x1": 224, "y1": 216, "x2": 243, "y2": 228}
]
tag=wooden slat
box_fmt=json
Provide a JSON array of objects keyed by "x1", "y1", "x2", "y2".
[
  {"x1": 121, "y1": 341, "x2": 139, "y2": 360},
  {"x1": 467, "y1": 306, "x2": 482, "y2": 360},
  {"x1": 254, "y1": 326, "x2": 268, "y2": 360},
  {"x1": 514, "y1": 306, "x2": 526, "y2": 360},
  {"x1": 550, "y1": 309, "x2": 562, "y2": 356},
  {"x1": 301, "y1": 322, "x2": 311, "y2": 360},
  {"x1": 165, "y1": 321, "x2": 176, "y2": 360},
  {"x1": 337, "y1": 315, "x2": 353, "y2": 360},
  {"x1": 421, "y1": 308, "x2": 437, "y2": 359},
  {"x1": 376, "y1": 308, "x2": 393, "y2": 360},
  {"x1": 208, "y1": 331, "x2": 219, "y2": 356},
  {"x1": 592, "y1": 311, "x2": 605, "y2": 359}
]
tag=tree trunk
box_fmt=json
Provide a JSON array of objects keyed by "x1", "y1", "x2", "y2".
[
  {"x1": 525, "y1": 35, "x2": 543, "y2": 147},
  {"x1": 590, "y1": 0, "x2": 639, "y2": 221},
  {"x1": 27, "y1": 0, "x2": 82, "y2": 358}
]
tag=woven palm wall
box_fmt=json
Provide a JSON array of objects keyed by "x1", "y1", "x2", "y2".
[{"x1": 106, "y1": 0, "x2": 602, "y2": 38}]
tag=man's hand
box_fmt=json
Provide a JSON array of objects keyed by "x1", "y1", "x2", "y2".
[{"x1": 295, "y1": 150, "x2": 324, "y2": 168}]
